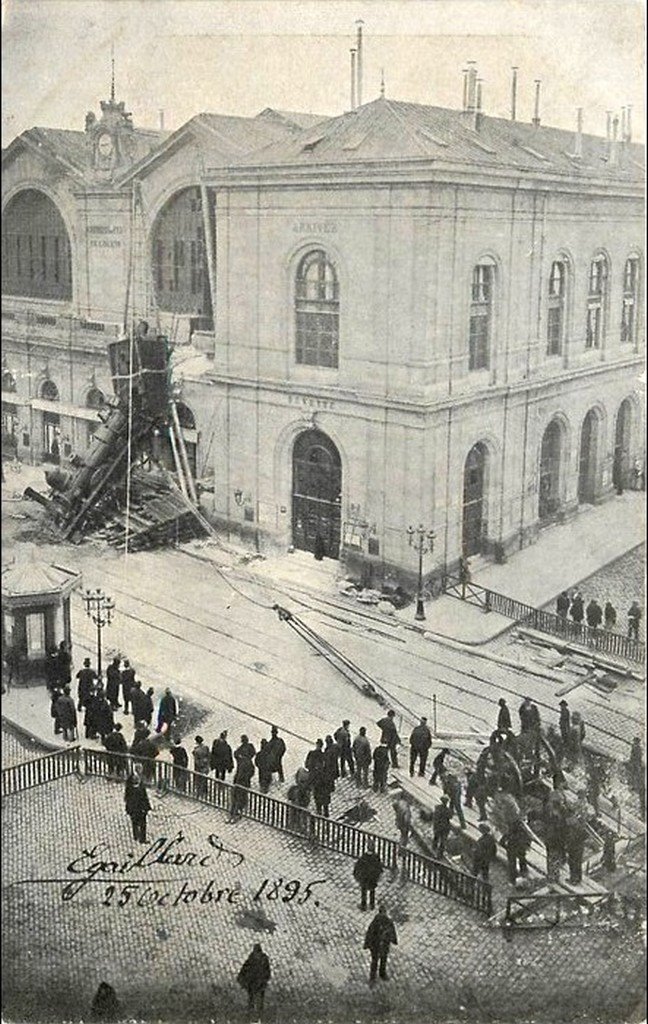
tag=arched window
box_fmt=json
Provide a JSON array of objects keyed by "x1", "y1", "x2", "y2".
[
  {"x1": 2, "y1": 371, "x2": 17, "y2": 393},
  {"x1": 151, "y1": 187, "x2": 212, "y2": 321},
  {"x1": 86, "y1": 387, "x2": 105, "y2": 409},
  {"x1": 469, "y1": 262, "x2": 494, "y2": 370},
  {"x1": 586, "y1": 254, "x2": 608, "y2": 349},
  {"x1": 2, "y1": 189, "x2": 72, "y2": 300},
  {"x1": 547, "y1": 260, "x2": 567, "y2": 356},
  {"x1": 295, "y1": 250, "x2": 339, "y2": 368},
  {"x1": 621, "y1": 256, "x2": 640, "y2": 345},
  {"x1": 40, "y1": 380, "x2": 59, "y2": 401}
]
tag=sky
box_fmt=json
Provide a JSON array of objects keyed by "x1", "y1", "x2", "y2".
[{"x1": 2, "y1": 0, "x2": 645, "y2": 145}]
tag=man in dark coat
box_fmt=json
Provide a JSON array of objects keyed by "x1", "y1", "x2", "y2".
[
  {"x1": 142, "y1": 687, "x2": 155, "y2": 727},
  {"x1": 333, "y1": 720, "x2": 355, "y2": 777},
  {"x1": 409, "y1": 717, "x2": 432, "y2": 777},
  {"x1": 628, "y1": 601, "x2": 642, "y2": 641},
  {"x1": 376, "y1": 710, "x2": 400, "y2": 768},
  {"x1": 604, "y1": 602, "x2": 617, "y2": 630},
  {"x1": 473, "y1": 823, "x2": 497, "y2": 880},
  {"x1": 323, "y1": 735, "x2": 340, "y2": 791},
  {"x1": 57, "y1": 640, "x2": 72, "y2": 687},
  {"x1": 193, "y1": 735, "x2": 211, "y2": 797},
  {"x1": 235, "y1": 735, "x2": 257, "y2": 765},
  {"x1": 156, "y1": 688, "x2": 177, "y2": 735},
  {"x1": 54, "y1": 685, "x2": 77, "y2": 742},
  {"x1": 124, "y1": 765, "x2": 151, "y2": 843},
  {"x1": 464, "y1": 768, "x2": 488, "y2": 821},
  {"x1": 352, "y1": 727, "x2": 372, "y2": 787},
  {"x1": 353, "y1": 840, "x2": 383, "y2": 911},
  {"x1": 266, "y1": 725, "x2": 286, "y2": 782},
  {"x1": 103, "y1": 722, "x2": 127, "y2": 776},
  {"x1": 90, "y1": 981, "x2": 120, "y2": 1022},
  {"x1": 105, "y1": 656, "x2": 121, "y2": 710},
  {"x1": 556, "y1": 591, "x2": 570, "y2": 620},
  {"x1": 570, "y1": 591, "x2": 584, "y2": 625},
  {"x1": 50, "y1": 685, "x2": 63, "y2": 735},
  {"x1": 255, "y1": 739, "x2": 273, "y2": 794},
  {"x1": 518, "y1": 698, "x2": 540, "y2": 734},
  {"x1": 441, "y1": 770, "x2": 466, "y2": 828},
  {"x1": 501, "y1": 818, "x2": 531, "y2": 883},
  {"x1": 364, "y1": 904, "x2": 397, "y2": 983},
  {"x1": 211, "y1": 730, "x2": 234, "y2": 780},
  {"x1": 565, "y1": 810, "x2": 588, "y2": 885},
  {"x1": 372, "y1": 740, "x2": 390, "y2": 793},
  {"x1": 84, "y1": 687, "x2": 102, "y2": 740},
  {"x1": 120, "y1": 660, "x2": 136, "y2": 714},
  {"x1": 237, "y1": 943, "x2": 271, "y2": 1021},
  {"x1": 431, "y1": 796, "x2": 452, "y2": 857},
  {"x1": 497, "y1": 698, "x2": 512, "y2": 732},
  {"x1": 131, "y1": 728, "x2": 159, "y2": 782},
  {"x1": 305, "y1": 739, "x2": 325, "y2": 775},
  {"x1": 76, "y1": 657, "x2": 97, "y2": 711},
  {"x1": 93, "y1": 689, "x2": 115, "y2": 741},
  {"x1": 311, "y1": 762, "x2": 334, "y2": 817},
  {"x1": 429, "y1": 747, "x2": 450, "y2": 786},
  {"x1": 586, "y1": 599, "x2": 603, "y2": 630},
  {"x1": 129, "y1": 681, "x2": 146, "y2": 723},
  {"x1": 170, "y1": 737, "x2": 189, "y2": 791},
  {"x1": 558, "y1": 701, "x2": 571, "y2": 744},
  {"x1": 231, "y1": 749, "x2": 255, "y2": 820}
]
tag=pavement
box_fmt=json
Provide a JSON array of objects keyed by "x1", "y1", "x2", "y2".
[{"x1": 2, "y1": 747, "x2": 645, "y2": 1024}]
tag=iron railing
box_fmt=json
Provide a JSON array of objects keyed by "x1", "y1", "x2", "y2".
[
  {"x1": 442, "y1": 575, "x2": 645, "y2": 665},
  {"x1": 1, "y1": 746, "x2": 80, "y2": 796},
  {"x1": 81, "y1": 748, "x2": 492, "y2": 915}
]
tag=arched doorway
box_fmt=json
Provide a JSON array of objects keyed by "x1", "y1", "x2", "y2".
[
  {"x1": 538, "y1": 419, "x2": 563, "y2": 521},
  {"x1": 292, "y1": 430, "x2": 341, "y2": 558},
  {"x1": 613, "y1": 399, "x2": 633, "y2": 492},
  {"x1": 462, "y1": 443, "x2": 488, "y2": 557},
  {"x1": 578, "y1": 409, "x2": 600, "y2": 504}
]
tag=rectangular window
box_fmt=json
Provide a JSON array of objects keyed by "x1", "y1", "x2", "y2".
[
  {"x1": 586, "y1": 258, "x2": 607, "y2": 349},
  {"x1": 621, "y1": 258, "x2": 639, "y2": 345},
  {"x1": 468, "y1": 264, "x2": 493, "y2": 371}
]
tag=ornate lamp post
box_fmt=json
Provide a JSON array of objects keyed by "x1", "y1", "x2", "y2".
[
  {"x1": 407, "y1": 524, "x2": 436, "y2": 621},
  {"x1": 82, "y1": 588, "x2": 115, "y2": 680}
]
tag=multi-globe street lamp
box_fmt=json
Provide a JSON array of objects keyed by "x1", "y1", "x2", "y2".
[
  {"x1": 406, "y1": 524, "x2": 436, "y2": 621},
  {"x1": 82, "y1": 588, "x2": 115, "y2": 680}
]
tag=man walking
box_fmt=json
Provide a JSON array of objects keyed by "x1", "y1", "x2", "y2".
[
  {"x1": 333, "y1": 720, "x2": 355, "y2": 778},
  {"x1": 266, "y1": 726, "x2": 286, "y2": 783},
  {"x1": 408, "y1": 717, "x2": 432, "y2": 777},
  {"x1": 376, "y1": 710, "x2": 400, "y2": 768},
  {"x1": 237, "y1": 943, "x2": 271, "y2": 1023},
  {"x1": 125, "y1": 765, "x2": 151, "y2": 844},
  {"x1": 372, "y1": 740, "x2": 390, "y2": 793},
  {"x1": 353, "y1": 840, "x2": 383, "y2": 911},
  {"x1": 352, "y1": 727, "x2": 372, "y2": 787},
  {"x1": 363, "y1": 905, "x2": 397, "y2": 983},
  {"x1": 473, "y1": 823, "x2": 497, "y2": 881},
  {"x1": 211, "y1": 730, "x2": 234, "y2": 781},
  {"x1": 156, "y1": 688, "x2": 177, "y2": 736},
  {"x1": 442, "y1": 769, "x2": 466, "y2": 829},
  {"x1": 429, "y1": 747, "x2": 450, "y2": 786},
  {"x1": 431, "y1": 795, "x2": 452, "y2": 857}
]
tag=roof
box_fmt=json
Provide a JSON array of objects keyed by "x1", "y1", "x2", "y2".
[
  {"x1": 255, "y1": 108, "x2": 331, "y2": 131},
  {"x1": 2, "y1": 124, "x2": 169, "y2": 183},
  {"x1": 1, "y1": 560, "x2": 81, "y2": 601},
  {"x1": 238, "y1": 97, "x2": 645, "y2": 183}
]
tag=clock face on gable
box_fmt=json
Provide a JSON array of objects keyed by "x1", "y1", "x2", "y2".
[{"x1": 97, "y1": 132, "x2": 114, "y2": 158}]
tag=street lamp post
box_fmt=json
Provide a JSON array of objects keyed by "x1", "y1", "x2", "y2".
[
  {"x1": 407, "y1": 524, "x2": 436, "y2": 621},
  {"x1": 82, "y1": 588, "x2": 115, "y2": 680}
]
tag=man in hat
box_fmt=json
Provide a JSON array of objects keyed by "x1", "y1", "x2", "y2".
[
  {"x1": 376, "y1": 710, "x2": 400, "y2": 768},
  {"x1": 558, "y1": 701, "x2": 571, "y2": 745},
  {"x1": 408, "y1": 716, "x2": 433, "y2": 778},
  {"x1": 334, "y1": 719, "x2": 355, "y2": 778},
  {"x1": 237, "y1": 943, "x2": 271, "y2": 1022},
  {"x1": 353, "y1": 840, "x2": 383, "y2": 911},
  {"x1": 193, "y1": 735, "x2": 211, "y2": 797},
  {"x1": 266, "y1": 725, "x2": 286, "y2": 783},
  {"x1": 76, "y1": 657, "x2": 97, "y2": 712},
  {"x1": 363, "y1": 904, "x2": 397, "y2": 983},
  {"x1": 473, "y1": 823, "x2": 497, "y2": 881},
  {"x1": 556, "y1": 591, "x2": 570, "y2": 620},
  {"x1": 431, "y1": 795, "x2": 452, "y2": 857},
  {"x1": 352, "y1": 726, "x2": 372, "y2": 788},
  {"x1": 124, "y1": 764, "x2": 151, "y2": 844},
  {"x1": 497, "y1": 698, "x2": 512, "y2": 732},
  {"x1": 105, "y1": 655, "x2": 122, "y2": 710}
]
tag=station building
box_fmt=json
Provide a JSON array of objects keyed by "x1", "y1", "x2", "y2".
[{"x1": 2, "y1": 82, "x2": 644, "y2": 588}]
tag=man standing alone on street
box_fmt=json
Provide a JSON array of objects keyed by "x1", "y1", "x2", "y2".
[
  {"x1": 353, "y1": 840, "x2": 383, "y2": 911},
  {"x1": 125, "y1": 765, "x2": 151, "y2": 844},
  {"x1": 364, "y1": 904, "x2": 397, "y2": 983},
  {"x1": 237, "y1": 943, "x2": 271, "y2": 1023},
  {"x1": 408, "y1": 717, "x2": 432, "y2": 777}
]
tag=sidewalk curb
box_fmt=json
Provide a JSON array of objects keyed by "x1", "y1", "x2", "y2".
[{"x1": 2, "y1": 711, "x2": 75, "y2": 754}]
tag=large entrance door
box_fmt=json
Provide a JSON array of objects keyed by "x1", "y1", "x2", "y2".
[
  {"x1": 538, "y1": 419, "x2": 562, "y2": 521},
  {"x1": 292, "y1": 429, "x2": 341, "y2": 558},
  {"x1": 613, "y1": 399, "x2": 632, "y2": 492},
  {"x1": 43, "y1": 412, "x2": 61, "y2": 464},
  {"x1": 462, "y1": 443, "x2": 487, "y2": 557},
  {"x1": 578, "y1": 409, "x2": 599, "y2": 504}
]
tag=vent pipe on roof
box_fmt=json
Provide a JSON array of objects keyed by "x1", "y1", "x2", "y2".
[
  {"x1": 462, "y1": 69, "x2": 469, "y2": 111},
  {"x1": 475, "y1": 79, "x2": 484, "y2": 129},
  {"x1": 356, "y1": 20, "x2": 364, "y2": 107},
  {"x1": 573, "y1": 107, "x2": 583, "y2": 159},
  {"x1": 610, "y1": 115, "x2": 620, "y2": 164},
  {"x1": 510, "y1": 67, "x2": 518, "y2": 121},
  {"x1": 350, "y1": 48, "x2": 357, "y2": 110},
  {"x1": 532, "y1": 79, "x2": 541, "y2": 127},
  {"x1": 464, "y1": 61, "x2": 477, "y2": 114},
  {"x1": 626, "y1": 105, "x2": 632, "y2": 143}
]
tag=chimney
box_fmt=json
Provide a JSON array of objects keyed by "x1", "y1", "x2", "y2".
[
  {"x1": 610, "y1": 115, "x2": 619, "y2": 164},
  {"x1": 532, "y1": 79, "x2": 541, "y2": 127},
  {"x1": 621, "y1": 107, "x2": 627, "y2": 140},
  {"x1": 350, "y1": 48, "x2": 357, "y2": 110},
  {"x1": 465, "y1": 61, "x2": 477, "y2": 113},
  {"x1": 626, "y1": 105, "x2": 632, "y2": 143},
  {"x1": 355, "y1": 20, "x2": 364, "y2": 107},
  {"x1": 158, "y1": 109, "x2": 165, "y2": 131},
  {"x1": 462, "y1": 69, "x2": 469, "y2": 111},
  {"x1": 573, "y1": 107, "x2": 583, "y2": 158},
  {"x1": 476, "y1": 79, "x2": 484, "y2": 128},
  {"x1": 510, "y1": 66, "x2": 518, "y2": 121}
]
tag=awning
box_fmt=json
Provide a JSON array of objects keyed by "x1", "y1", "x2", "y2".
[{"x1": 30, "y1": 398, "x2": 102, "y2": 422}]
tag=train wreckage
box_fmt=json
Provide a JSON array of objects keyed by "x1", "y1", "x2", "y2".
[{"x1": 24, "y1": 321, "x2": 207, "y2": 552}]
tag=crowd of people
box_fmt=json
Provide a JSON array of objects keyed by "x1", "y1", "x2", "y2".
[{"x1": 554, "y1": 590, "x2": 643, "y2": 640}]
